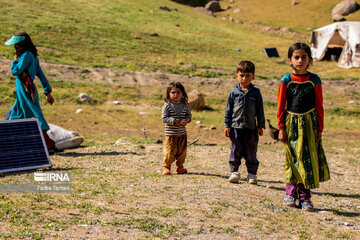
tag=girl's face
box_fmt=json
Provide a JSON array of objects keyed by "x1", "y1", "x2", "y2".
[
  {"x1": 289, "y1": 49, "x2": 312, "y2": 74},
  {"x1": 14, "y1": 44, "x2": 22, "y2": 56},
  {"x1": 169, "y1": 87, "x2": 183, "y2": 103}
]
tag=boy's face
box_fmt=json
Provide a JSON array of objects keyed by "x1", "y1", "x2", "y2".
[{"x1": 236, "y1": 71, "x2": 254, "y2": 89}]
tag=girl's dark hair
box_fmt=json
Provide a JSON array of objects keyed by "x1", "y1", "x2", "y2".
[
  {"x1": 164, "y1": 82, "x2": 188, "y2": 103},
  {"x1": 288, "y1": 42, "x2": 312, "y2": 60},
  {"x1": 14, "y1": 32, "x2": 37, "y2": 57}
]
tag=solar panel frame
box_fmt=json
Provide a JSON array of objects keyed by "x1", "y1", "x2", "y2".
[
  {"x1": 0, "y1": 118, "x2": 52, "y2": 173},
  {"x1": 264, "y1": 48, "x2": 280, "y2": 58}
]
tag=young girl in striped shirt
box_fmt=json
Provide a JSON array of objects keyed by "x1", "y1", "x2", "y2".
[{"x1": 161, "y1": 82, "x2": 192, "y2": 175}]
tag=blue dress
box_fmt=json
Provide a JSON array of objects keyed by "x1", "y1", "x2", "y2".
[{"x1": 9, "y1": 51, "x2": 52, "y2": 131}]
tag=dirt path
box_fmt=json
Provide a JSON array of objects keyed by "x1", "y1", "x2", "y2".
[
  {"x1": 3, "y1": 138, "x2": 356, "y2": 239},
  {"x1": 0, "y1": 59, "x2": 359, "y2": 239},
  {"x1": 1, "y1": 59, "x2": 360, "y2": 94}
]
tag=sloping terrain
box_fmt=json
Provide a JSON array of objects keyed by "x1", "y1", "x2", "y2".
[{"x1": 0, "y1": 0, "x2": 359, "y2": 239}]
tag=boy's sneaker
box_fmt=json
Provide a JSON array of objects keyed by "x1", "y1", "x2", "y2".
[
  {"x1": 301, "y1": 200, "x2": 314, "y2": 211},
  {"x1": 247, "y1": 173, "x2": 258, "y2": 185},
  {"x1": 228, "y1": 172, "x2": 240, "y2": 183},
  {"x1": 284, "y1": 195, "x2": 296, "y2": 207}
]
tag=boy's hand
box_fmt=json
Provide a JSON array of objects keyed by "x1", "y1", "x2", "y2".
[
  {"x1": 179, "y1": 119, "x2": 187, "y2": 127},
  {"x1": 224, "y1": 128, "x2": 230, "y2": 137},
  {"x1": 257, "y1": 128, "x2": 263, "y2": 136},
  {"x1": 174, "y1": 119, "x2": 181, "y2": 125},
  {"x1": 45, "y1": 93, "x2": 54, "y2": 105},
  {"x1": 279, "y1": 128, "x2": 287, "y2": 143}
]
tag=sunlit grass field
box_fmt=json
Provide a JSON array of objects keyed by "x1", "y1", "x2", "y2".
[{"x1": 0, "y1": 0, "x2": 359, "y2": 79}]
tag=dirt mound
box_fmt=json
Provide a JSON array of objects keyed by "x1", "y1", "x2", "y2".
[
  {"x1": 2, "y1": 58, "x2": 359, "y2": 95},
  {"x1": 0, "y1": 59, "x2": 234, "y2": 89}
]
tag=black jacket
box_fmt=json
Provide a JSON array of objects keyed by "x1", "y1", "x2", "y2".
[{"x1": 224, "y1": 84, "x2": 265, "y2": 130}]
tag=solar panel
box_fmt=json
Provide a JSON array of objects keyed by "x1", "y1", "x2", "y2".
[
  {"x1": 0, "y1": 119, "x2": 52, "y2": 173},
  {"x1": 264, "y1": 48, "x2": 280, "y2": 58}
]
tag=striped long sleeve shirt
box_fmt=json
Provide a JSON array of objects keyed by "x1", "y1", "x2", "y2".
[{"x1": 162, "y1": 101, "x2": 192, "y2": 136}]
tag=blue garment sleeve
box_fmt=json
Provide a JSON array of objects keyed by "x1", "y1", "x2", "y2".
[
  {"x1": 280, "y1": 73, "x2": 292, "y2": 86},
  {"x1": 224, "y1": 91, "x2": 234, "y2": 128},
  {"x1": 11, "y1": 53, "x2": 32, "y2": 76},
  {"x1": 256, "y1": 90, "x2": 266, "y2": 129},
  {"x1": 36, "y1": 63, "x2": 52, "y2": 94}
]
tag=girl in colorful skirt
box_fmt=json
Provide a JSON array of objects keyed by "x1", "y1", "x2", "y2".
[{"x1": 277, "y1": 42, "x2": 330, "y2": 211}]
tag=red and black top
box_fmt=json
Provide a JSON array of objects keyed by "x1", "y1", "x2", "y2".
[{"x1": 277, "y1": 72, "x2": 324, "y2": 131}]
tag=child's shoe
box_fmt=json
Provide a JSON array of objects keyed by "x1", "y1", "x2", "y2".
[
  {"x1": 300, "y1": 200, "x2": 314, "y2": 211},
  {"x1": 174, "y1": 166, "x2": 187, "y2": 174},
  {"x1": 228, "y1": 172, "x2": 240, "y2": 183},
  {"x1": 162, "y1": 167, "x2": 171, "y2": 175},
  {"x1": 247, "y1": 173, "x2": 258, "y2": 185},
  {"x1": 284, "y1": 195, "x2": 296, "y2": 207}
]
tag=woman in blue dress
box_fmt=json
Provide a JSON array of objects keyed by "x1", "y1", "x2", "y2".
[{"x1": 5, "y1": 32, "x2": 56, "y2": 151}]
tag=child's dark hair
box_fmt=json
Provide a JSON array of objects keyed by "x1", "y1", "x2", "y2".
[
  {"x1": 288, "y1": 42, "x2": 312, "y2": 60},
  {"x1": 236, "y1": 61, "x2": 255, "y2": 74},
  {"x1": 14, "y1": 32, "x2": 37, "y2": 57},
  {"x1": 164, "y1": 82, "x2": 188, "y2": 103}
]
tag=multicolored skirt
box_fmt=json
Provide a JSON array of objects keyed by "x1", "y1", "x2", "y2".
[{"x1": 284, "y1": 109, "x2": 330, "y2": 189}]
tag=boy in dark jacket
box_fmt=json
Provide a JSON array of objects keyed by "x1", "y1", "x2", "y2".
[{"x1": 224, "y1": 61, "x2": 265, "y2": 184}]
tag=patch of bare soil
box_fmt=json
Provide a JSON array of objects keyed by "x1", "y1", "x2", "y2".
[
  {"x1": 25, "y1": 138, "x2": 358, "y2": 239},
  {"x1": 1, "y1": 58, "x2": 359, "y2": 94},
  {"x1": 0, "y1": 59, "x2": 359, "y2": 239}
]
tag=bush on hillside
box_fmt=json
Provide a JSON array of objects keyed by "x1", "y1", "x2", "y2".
[{"x1": 171, "y1": 0, "x2": 208, "y2": 7}]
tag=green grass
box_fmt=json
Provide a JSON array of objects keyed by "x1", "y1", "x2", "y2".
[
  {"x1": 0, "y1": 0, "x2": 287, "y2": 76},
  {"x1": 1, "y1": 0, "x2": 358, "y2": 79},
  {"x1": 218, "y1": 0, "x2": 360, "y2": 35}
]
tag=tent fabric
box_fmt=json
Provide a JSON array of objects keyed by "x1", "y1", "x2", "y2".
[{"x1": 310, "y1": 21, "x2": 360, "y2": 68}]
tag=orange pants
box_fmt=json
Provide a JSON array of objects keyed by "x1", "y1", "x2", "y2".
[{"x1": 163, "y1": 135, "x2": 187, "y2": 168}]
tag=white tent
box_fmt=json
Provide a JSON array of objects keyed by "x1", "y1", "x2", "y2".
[{"x1": 310, "y1": 21, "x2": 360, "y2": 68}]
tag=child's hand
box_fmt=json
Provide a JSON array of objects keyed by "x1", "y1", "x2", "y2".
[
  {"x1": 174, "y1": 119, "x2": 181, "y2": 125},
  {"x1": 224, "y1": 128, "x2": 230, "y2": 137},
  {"x1": 45, "y1": 93, "x2": 54, "y2": 105},
  {"x1": 279, "y1": 128, "x2": 287, "y2": 143},
  {"x1": 257, "y1": 128, "x2": 263, "y2": 136},
  {"x1": 179, "y1": 119, "x2": 187, "y2": 127},
  {"x1": 317, "y1": 131, "x2": 322, "y2": 141}
]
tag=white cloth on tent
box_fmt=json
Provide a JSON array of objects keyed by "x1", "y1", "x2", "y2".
[{"x1": 310, "y1": 21, "x2": 360, "y2": 68}]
